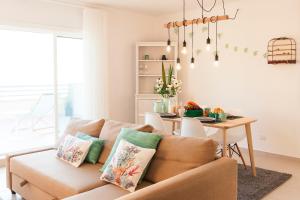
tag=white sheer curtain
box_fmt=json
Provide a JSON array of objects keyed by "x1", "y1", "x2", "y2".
[{"x1": 82, "y1": 8, "x2": 109, "y2": 119}]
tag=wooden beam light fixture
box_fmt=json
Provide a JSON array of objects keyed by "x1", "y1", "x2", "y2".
[
  {"x1": 164, "y1": 15, "x2": 229, "y2": 29},
  {"x1": 164, "y1": 0, "x2": 239, "y2": 68}
]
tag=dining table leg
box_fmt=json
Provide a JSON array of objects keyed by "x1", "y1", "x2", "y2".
[
  {"x1": 245, "y1": 123, "x2": 256, "y2": 176},
  {"x1": 222, "y1": 128, "x2": 228, "y2": 157},
  {"x1": 172, "y1": 121, "x2": 176, "y2": 133}
]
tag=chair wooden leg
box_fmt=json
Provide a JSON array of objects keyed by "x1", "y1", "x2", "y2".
[
  {"x1": 235, "y1": 143, "x2": 247, "y2": 169},
  {"x1": 228, "y1": 145, "x2": 232, "y2": 158}
]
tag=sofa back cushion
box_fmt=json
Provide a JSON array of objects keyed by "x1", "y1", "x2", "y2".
[
  {"x1": 56, "y1": 119, "x2": 105, "y2": 146},
  {"x1": 144, "y1": 135, "x2": 217, "y2": 183},
  {"x1": 98, "y1": 120, "x2": 154, "y2": 164}
]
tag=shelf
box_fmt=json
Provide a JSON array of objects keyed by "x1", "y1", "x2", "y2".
[
  {"x1": 138, "y1": 60, "x2": 176, "y2": 62},
  {"x1": 138, "y1": 74, "x2": 164, "y2": 77}
]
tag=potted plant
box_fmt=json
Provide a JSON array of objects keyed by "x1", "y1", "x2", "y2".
[{"x1": 154, "y1": 62, "x2": 182, "y2": 113}]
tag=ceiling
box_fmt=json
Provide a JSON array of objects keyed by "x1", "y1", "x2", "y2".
[{"x1": 62, "y1": 0, "x2": 221, "y2": 15}]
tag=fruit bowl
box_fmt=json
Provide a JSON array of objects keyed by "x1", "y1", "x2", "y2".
[
  {"x1": 184, "y1": 101, "x2": 203, "y2": 117},
  {"x1": 184, "y1": 109, "x2": 203, "y2": 117}
]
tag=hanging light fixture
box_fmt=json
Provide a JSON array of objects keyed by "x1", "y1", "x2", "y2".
[
  {"x1": 166, "y1": 24, "x2": 171, "y2": 52},
  {"x1": 214, "y1": 19, "x2": 219, "y2": 66},
  {"x1": 163, "y1": 0, "x2": 238, "y2": 68},
  {"x1": 181, "y1": 0, "x2": 187, "y2": 55},
  {"x1": 176, "y1": 27, "x2": 181, "y2": 70},
  {"x1": 206, "y1": 22, "x2": 211, "y2": 51},
  {"x1": 190, "y1": 21, "x2": 195, "y2": 69}
]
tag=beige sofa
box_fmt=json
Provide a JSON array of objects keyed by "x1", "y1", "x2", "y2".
[{"x1": 6, "y1": 119, "x2": 237, "y2": 200}]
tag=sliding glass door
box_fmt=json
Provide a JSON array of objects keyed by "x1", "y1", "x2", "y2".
[
  {"x1": 0, "y1": 29, "x2": 83, "y2": 155},
  {"x1": 56, "y1": 36, "x2": 84, "y2": 138}
]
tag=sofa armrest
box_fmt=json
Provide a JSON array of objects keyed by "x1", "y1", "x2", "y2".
[
  {"x1": 118, "y1": 157, "x2": 237, "y2": 200},
  {"x1": 6, "y1": 146, "x2": 55, "y2": 190}
]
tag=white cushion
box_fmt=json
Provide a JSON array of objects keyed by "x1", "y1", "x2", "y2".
[{"x1": 57, "y1": 135, "x2": 92, "y2": 167}]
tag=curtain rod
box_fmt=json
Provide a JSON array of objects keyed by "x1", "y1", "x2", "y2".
[{"x1": 42, "y1": 0, "x2": 105, "y2": 9}]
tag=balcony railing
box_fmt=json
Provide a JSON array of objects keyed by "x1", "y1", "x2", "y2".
[{"x1": 0, "y1": 84, "x2": 73, "y2": 155}]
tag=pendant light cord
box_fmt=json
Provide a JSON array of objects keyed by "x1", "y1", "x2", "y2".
[
  {"x1": 208, "y1": 22, "x2": 210, "y2": 38},
  {"x1": 183, "y1": 0, "x2": 186, "y2": 41},
  {"x1": 177, "y1": 27, "x2": 180, "y2": 55},
  {"x1": 196, "y1": 0, "x2": 226, "y2": 15},
  {"x1": 196, "y1": 0, "x2": 217, "y2": 13},
  {"x1": 215, "y1": 19, "x2": 218, "y2": 55},
  {"x1": 192, "y1": 22, "x2": 194, "y2": 57},
  {"x1": 201, "y1": 0, "x2": 204, "y2": 18}
]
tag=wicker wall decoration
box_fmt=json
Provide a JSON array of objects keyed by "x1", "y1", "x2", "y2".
[{"x1": 267, "y1": 37, "x2": 296, "y2": 64}]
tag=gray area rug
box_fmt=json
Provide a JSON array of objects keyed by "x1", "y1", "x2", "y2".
[{"x1": 238, "y1": 165, "x2": 292, "y2": 200}]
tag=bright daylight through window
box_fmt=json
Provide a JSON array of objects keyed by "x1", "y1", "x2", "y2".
[{"x1": 0, "y1": 29, "x2": 83, "y2": 155}]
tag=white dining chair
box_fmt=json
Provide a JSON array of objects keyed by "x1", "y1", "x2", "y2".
[
  {"x1": 208, "y1": 127, "x2": 247, "y2": 168},
  {"x1": 144, "y1": 112, "x2": 167, "y2": 132},
  {"x1": 180, "y1": 117, "x2": 207, "y2": 138}
]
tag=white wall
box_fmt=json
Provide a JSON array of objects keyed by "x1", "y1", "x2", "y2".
[
  {"x1": 156, "y1": 0, "x2": 300, "y2": 158},
  {"x1": 104, "y1": 8, "x2": 162, "y2": 122}
]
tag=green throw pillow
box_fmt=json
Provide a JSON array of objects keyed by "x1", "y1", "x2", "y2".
[
  {"x1": 100, "y1": 128, "x2": 162, "y2": 174},
  {"x1": 76, "y1": 132, "x2": 104, "y2": 164}
]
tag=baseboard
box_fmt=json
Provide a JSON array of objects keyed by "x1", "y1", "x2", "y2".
[{"x1": 240, "y1": 147, "x2": 300, "y2": 162}]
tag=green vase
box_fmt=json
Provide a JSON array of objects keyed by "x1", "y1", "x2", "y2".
[{"x1": 162, "y1": 98, "x2": 169, "y2": 113}]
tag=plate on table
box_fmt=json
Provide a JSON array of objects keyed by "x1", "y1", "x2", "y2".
[
  {"x1": 160, "y1": 113, "x2": 177, "y2": 118},
  {"x1": 195, "y1": 117, "x2": 216, "y2": 122}
]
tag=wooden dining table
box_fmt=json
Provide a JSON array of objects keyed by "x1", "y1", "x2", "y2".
[{"x1": 162, "y1": 117, "x2": 257, "y2": 176}]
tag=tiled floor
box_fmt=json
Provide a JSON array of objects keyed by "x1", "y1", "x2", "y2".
[
  {"x1": 0, "y1": 168, "x2": 22, "y2": 200},
  {"x1": 0, "y1": 150, "x2": 299, "y2": 200}
]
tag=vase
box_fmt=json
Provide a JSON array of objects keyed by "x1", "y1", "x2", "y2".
[
  {"x1": 153, "y1": 101, "x2": 164, "y2": 113},
  {"x1": 162, "y1": 97, "x2": 176, "y2": 113},
  {"x1": 161, "y1": 98, "x2": 169, "y2": 113}
]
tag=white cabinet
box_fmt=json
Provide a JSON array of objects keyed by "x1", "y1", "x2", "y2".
[{"x1": 135, "y1": 42, "x2": 177, "y2": 124}]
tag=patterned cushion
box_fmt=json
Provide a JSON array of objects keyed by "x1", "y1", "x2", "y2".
[
  {"x1": 100, "y1": 139, "x2": 156, "y2": 192},
  {"x1": 57, "y1": 135, "x2": 92, "y2": 167}
]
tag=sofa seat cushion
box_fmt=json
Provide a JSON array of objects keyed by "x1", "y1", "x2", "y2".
[
  {"x1": 10, "y1": 150, "x2": 107, "y2": 199},
  {"x1": 63, "y1": 181, "x2": 153, "y2": 200},
  {"x1": 145, "y1": 135, "x2": 217, "y2": 183}
]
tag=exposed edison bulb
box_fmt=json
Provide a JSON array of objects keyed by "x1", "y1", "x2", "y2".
[
  {"x1": 176, "y1": 63, "x2": 181, "y2": 70},
  {"x1": 206, "y1": 37, "x2": 211, "y2": 51},
  {"x1": 214, "y1": 54, "x2": 219, "y2": 67},
  {"x1": 181, "y1": 46, "x2": 187, "y2": 54},
  {"x1": 176, "y1": 57, "x2": 181, "y2": 70},
  {"x1": 181, "y1": 41, "x2": 187, "y2": 54},
  {"x1": 190, "y1": 57, "x2": 195, "y2": 69},
  {"x1": 166, "y1": 39, "x2": 171, "y2": 52},
  {"x1": 206, "y1": 44, "x2": 211, "y2": 51},
  {"x1": 214, "y1": 60, "x2": 219, "y2": 67},
  {"x1": 166, "y1": 45, "x2": 171, "y2": 52},
  {"x1": 190, "y1": 63, "x2": 195, "y2": 69}
]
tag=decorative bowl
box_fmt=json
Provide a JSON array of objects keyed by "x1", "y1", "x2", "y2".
[{"x1": 184, "y1": 109, "x2": 203, "y2": 117}]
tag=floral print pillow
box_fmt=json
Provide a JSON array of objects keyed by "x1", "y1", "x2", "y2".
[
  {"x1": 57, "y1": 135, "x2": 92, "y2": 167},
  {"x1": 100, "y1": 139, "x2": 156, "y2": 192}
]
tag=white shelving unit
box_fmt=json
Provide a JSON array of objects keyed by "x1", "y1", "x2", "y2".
[{"x1": 135, "y1": 42, "x2": 178, "y2": 124}]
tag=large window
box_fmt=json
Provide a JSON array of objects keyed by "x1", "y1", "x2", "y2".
[{"x1": 0, "y1": 29, "x2": 83, "y2": 155}]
